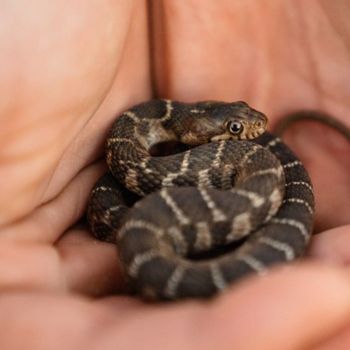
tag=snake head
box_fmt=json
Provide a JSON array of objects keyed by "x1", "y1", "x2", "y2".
[
  {"x1": 209, "y1": 101, "x2": 267, "y2": 141},
  {"x1": 180, "y1": 101, "x2": 268, "y2": 144}
]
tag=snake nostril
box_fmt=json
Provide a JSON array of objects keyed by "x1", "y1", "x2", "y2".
[{"x1": 256, "y1": 119, "x2": 267, "y2": 129}]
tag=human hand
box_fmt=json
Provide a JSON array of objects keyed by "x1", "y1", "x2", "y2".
[{"x1": 0, "y1": 1, "x2": 350, "y2": 349}]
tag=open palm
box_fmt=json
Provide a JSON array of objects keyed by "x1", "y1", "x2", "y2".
[{"x1": 0, "y1": 1, "x2": 349, "y2": 349}]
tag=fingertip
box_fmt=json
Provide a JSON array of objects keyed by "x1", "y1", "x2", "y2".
[
  {"x1": 309, "y1": 225, "x2": 350, "y2": 265},
  {"x1": 59, "y1": 229, "x2": 126, "y2": 296}
]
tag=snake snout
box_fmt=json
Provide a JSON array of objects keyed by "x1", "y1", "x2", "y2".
[
  {"x1": 253, "y1": 111, "x2": 268, "y2": 128},
  {"x1": 248, "y1": 111, "x2": 268, "y2": 138},
  {"x1": 255, "y1": 118, "x2": 267, "y2": 129},
  {"x1": 240, "y1": 115, "x2": 267, "y2": 140}
]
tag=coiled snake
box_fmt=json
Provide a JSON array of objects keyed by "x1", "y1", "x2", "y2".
[{"x1": 87, "y1": 100, "x2": 315, "y2": 300}]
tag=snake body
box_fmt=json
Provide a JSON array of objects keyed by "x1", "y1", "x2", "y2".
[{"x1": 87, "y1": 100, "x2": 315, "y2": 300}]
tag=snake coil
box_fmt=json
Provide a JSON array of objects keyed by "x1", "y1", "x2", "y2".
[{"x1": 87, "y1": 100, "x2": 315, "y2": 300}]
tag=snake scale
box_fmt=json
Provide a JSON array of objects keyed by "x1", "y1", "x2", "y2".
[{"x1": 87, "y1": 100, "x2": 315, "y2": 300}]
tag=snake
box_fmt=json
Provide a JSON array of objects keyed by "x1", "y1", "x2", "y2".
[{"x1": 87, "y1": 99, "x2": 315, "y2": 300}]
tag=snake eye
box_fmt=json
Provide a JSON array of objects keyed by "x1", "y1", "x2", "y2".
[{"x1": 227, "y1": 121, "x2": 243, "y2": 135}]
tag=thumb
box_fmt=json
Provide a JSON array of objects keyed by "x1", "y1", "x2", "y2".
[{"x1": 196, "y1": 263, "x2": 350, "y2": 350}]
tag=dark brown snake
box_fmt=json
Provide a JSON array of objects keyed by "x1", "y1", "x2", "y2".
[{"x1": 87, "y1": 100, "x2": 318, "y2": 300}]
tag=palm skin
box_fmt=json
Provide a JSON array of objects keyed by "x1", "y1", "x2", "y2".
[{"x1": 0, "y1": 1, "x2": 349, "y2": 349}]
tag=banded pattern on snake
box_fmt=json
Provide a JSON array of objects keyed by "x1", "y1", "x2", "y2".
[{"x1": 87, "y1": 100, "x2": 315, "y2": 300}]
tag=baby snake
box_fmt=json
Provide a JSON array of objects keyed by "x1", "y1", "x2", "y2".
[{"x1": 87, "y1": 100, "x2": 316, "y2": 300}]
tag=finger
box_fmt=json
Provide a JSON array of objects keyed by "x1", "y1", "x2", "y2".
[
  {"x1": 0, "y1": 0, "x2": 146, "y2": 226},
  {"x1": 57, "y1": 228, "x2": 125, "y2": 296},
  {"x1": 276, "y1": 122, "x2": 350, "y2": 232},
  {"x1": 309, "y1": 225, "x2": 350, "y2": 266},
  {"x1": 196, "y1": 263, "x2": 350, "y2": 350},
  {"x1": 0, "y1": 161, "x2": 104, "y2": 243},
  {"x1": 1, "y1": 264, "x2": 350, "y2": 350},
  {"x1": 0, "y1": 241, "x2": 64, "y2": 292},
  {"x1": 93, "y1": 263, "x2": 350, "y2": 350},
  {"x1": 0, "y1": 221, "x2": 124, "y2": 295}
]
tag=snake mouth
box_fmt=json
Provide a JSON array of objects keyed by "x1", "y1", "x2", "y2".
[
  {"x1": 210, "y1": 133, "x2": 234, "y2": 142},
  {"x1": 210, "y1": 127, "x2": 266, "y2": 142}
]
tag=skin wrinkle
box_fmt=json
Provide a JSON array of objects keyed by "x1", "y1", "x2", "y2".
[
  {"x1": 145, "y1": 0, "x2": 157, "y2": 95},
  {"x1": 319, "y1": 0, "x2": 350, "y2": 53},
  {"x1": 0, "y1": 161, "x2": 105, "y2": 243},
  {"x1": 299, "y1": 3, "x2": 322, "y2": 108},
  {"x1": 41, "y1": 1, "x2": 151, "y2": 206},
  {"x1": 294, "y1": 2, "x2": 350, "y2": 107},
  {"x1": 263, "y1": 2, "x2": 322, "y2": 116},
  {"x1": 293, "y1": 2, "x2": 323, "y2": 106},
  {"x1": 38, "y1": 35, "x2": 132, "y2": 206},
  {"x1": 149, "y1": 0, "x2": 170, "y2": 98},
  {"x1": 0, "y1": 116, "x2": 73, "y2": 173},
  {"x1": 39, "y1": 109, "x2": 105, "y2": 215},
  {"x1": 242, "y1": 1, "x2": 282, "y2": 106}
]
